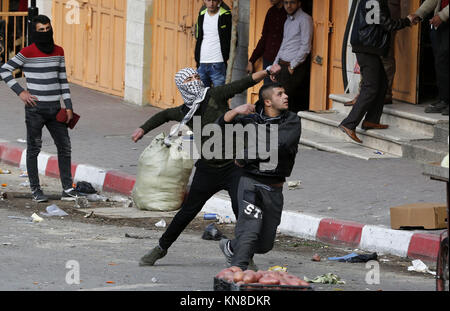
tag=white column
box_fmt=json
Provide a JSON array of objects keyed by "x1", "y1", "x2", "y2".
[
  {"x1": 30, "y1": 0, "x2": 53, "y2": 18},
  {"x1": 124, "y1": 0, "x2": 153, "y2": 106}
]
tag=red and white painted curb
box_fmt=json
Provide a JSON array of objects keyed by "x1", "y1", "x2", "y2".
[{"x1": 0, "y1": 141, "x2": 441, "y2": 262}]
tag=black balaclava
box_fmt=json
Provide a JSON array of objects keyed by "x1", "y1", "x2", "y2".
[{"x1": 32, "y1": 27, "x2": 55, "y2": 54}]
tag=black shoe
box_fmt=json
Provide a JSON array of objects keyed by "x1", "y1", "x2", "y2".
[
  {"x1": 61, "y1": 188, "x2": 85, "y2": 201},
  {"x1": 139, "y1": 246, "x2": 168, "y2": 266},
  {"x1": 425, "y1": 101, "x2": 448, "y2": 114},
  {"x1": 32, "y1": 189, "x2": 48, "y2": 203}
]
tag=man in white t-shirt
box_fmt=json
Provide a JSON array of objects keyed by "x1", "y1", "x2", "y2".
[{"x1": 195, "y1": 0, "x2": 232, "y2": 87}]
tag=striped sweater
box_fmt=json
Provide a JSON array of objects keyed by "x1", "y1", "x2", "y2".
[{"x1": 0, "y1": 43, "x2": 73, "y2": 111}]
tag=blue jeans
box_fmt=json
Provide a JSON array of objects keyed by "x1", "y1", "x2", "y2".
[{"x1": 198, "y1": 62, "x2": 226, "y2": 87}]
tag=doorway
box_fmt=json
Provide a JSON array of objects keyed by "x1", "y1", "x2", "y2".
[
  {"x1": 418, "y1": 10, "x2": 439, "y2": 103},
  {"x1": 247, "y1": 0, "x2": 313, "y2": 106}
]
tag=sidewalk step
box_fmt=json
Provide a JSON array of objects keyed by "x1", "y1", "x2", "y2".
[
  {"x1": 299, "y1": 110, "x2": 432, "y2": 157},
  {"x1": 300, "y1": 129, "x2": 399, "y2": 160},
  {"x1": 434, "y1": 122, "x2": 449, "y2": 143},
  {"x1": 402, "y1": 140, "x2": 449, "y2": 164},
  {"x1": 329, "y1": 94, "x2": 448, "y2": 138}
]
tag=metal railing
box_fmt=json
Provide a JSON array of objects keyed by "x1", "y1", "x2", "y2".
[{"x1": 0, "y1": 12, "x2": 28, "y2": 65}]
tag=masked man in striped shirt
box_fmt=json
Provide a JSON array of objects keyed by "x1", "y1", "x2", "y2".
[{"x1": 0, "y1": 15, "x2": 82, "y2": 203}]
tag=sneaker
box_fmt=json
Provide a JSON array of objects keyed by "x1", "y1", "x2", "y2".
[
  {"x1": 425, "y1": 101, "x2": 448, "y2": 114},
  {"x1": 61, "y1": 188, "x2": 84, "y2": 201},
  {"x1": 139, "y1": 246, "x2": 167, "y2": 266},
  {"x1": 442, "y1": 106, "x2": 449, "y2": 116},
  {"x1": 32, "y1": 189, "x2": 48, "y2": 203},
  {"x1": 219, "y1": 238, "x2": 233, "y2": 267}
]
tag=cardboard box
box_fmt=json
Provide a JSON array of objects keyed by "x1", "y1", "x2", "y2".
[{"x1": 390, "y1": 203, "x2": 448, "y2": 230}]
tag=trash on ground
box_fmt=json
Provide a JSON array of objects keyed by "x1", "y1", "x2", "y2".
[
  {"x1": 151, "y1": 277, "x2": 158, "y2": 283},
  {"x1": 31, "y1": 213, "x2": 44, "y2": 223},
  {"x1": 108, "y1": 195, "x2": 129, "y2": 203},
  {"x1": 204, "y1": 213, "x2": 218, "y2": 220},
  {"x1": 155, "y1": 219, "x2": 166, "y2": 228},
  {"x1": 84, "y1": 211, "x2": 94, "y2": 218},
  {"x1": 328, "y1": 252, "x2": 377, "y2": 263},
  {"x1": 407, "y1": 259, "x2": 436, "y2": 276},
  {"x1": 2, "y1": 242, "x2": 13, "y2": 246},
  {"x1": 268, "y1": 266, "x2": 287, "y2": 272},
  {"x1": 75, "y1": 181, "x2": 98, "y2": 195},
  {"x1": 86, "y1": 194, "x2": 108, "y2": 202},
  {"x1": 374, "y1": 150, "x2": 385, "y2": 155},
  {"x1": 74, "y1": 197, "x2": 89, "y2": 209},
  {"x1": 217, "y1": 215, "x2": 234, "y2": 224},
  {"x1": 304, "y1": 273, "x2": 345, "y2": 284},
  {"x1": 0, "y1": 169, "x2": 11, "y2": 174},
  {"x1": 16, "y1": 139, "x2": 26, "y2": 143},
  {"x1": 202, "y1": 223, "x2": 227, "y2": 241},
  {"x1": 20, "y1": 182, "x2": 30, "y2": 188},
  {"x1": 1, "y1": 184, "x2": 8, "y2": 188},
  {"x1": 106, "y1": 281, "x2": 115, "y2": 284},
  {"x1": 287, "y1": 180, "x2": 302, "y2": 190},
  {"x1": 312, "y1": 254, "x2": 321, "y2": 262},
  {"x1": 19, "y1": 171, "x2": 28, "y2": 178},
  {"x1": 41, "y1": 204, "x2": 69, "y2": 217}
]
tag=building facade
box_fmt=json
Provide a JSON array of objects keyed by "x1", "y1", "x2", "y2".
[{"x1": 3, "y1": 0, "x2": 430, "y2": 110}]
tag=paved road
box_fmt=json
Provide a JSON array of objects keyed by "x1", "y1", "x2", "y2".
[{"x1": 0, "y1": 164, "x2": 437, "y2": 294}]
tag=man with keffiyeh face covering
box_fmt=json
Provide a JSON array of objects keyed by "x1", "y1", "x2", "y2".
[{"x1": 132, "y1": 64, "x2": 281, "y2": 269}]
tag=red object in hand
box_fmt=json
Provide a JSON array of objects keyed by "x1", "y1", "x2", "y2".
[{"x1": 56, "y1": 109, "x2": 80, "y2": 129}]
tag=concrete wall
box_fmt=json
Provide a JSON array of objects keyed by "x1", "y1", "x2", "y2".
[{"x1": 31, "y1": 0, "x2": 53, "y2": 18}]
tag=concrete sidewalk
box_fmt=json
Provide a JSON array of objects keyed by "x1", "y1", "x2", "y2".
[{"x1": 0, "y1": 81, "x2": 447, "y2": 262}]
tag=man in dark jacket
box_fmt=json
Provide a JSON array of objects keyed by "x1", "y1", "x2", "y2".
[
  {"x1": 195, "y1": 0, "x2": 232, "y2": 87},
  {"x1": 217, "y1": 83, "x2": 301, "y2": 271},
  {"x1": 339, "y1": 0, "x2": 413, "y2": 144},
  {"x1": 133, "y1": 65, "x2": 281, "y2": 268},
  {"x1": 246, "y1": 0, "x2": 287, "y2": 85}
]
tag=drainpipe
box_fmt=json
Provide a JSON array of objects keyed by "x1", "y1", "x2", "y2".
[
  {"x1": 27, "y1": 0, "x2": 39, "y2": 45},
  {"x1": 342, "y1": 0, "x2": 359, "y2": 92}
]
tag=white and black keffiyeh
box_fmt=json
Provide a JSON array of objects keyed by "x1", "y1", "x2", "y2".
[{"x1": 165, "y1": 68, "x2": 209, "y2": 146}]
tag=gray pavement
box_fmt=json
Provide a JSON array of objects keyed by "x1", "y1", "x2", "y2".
[{"x1": 0, "y1": 81, "x2": 447, "y2": 233}]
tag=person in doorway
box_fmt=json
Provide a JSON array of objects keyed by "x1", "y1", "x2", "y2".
[
  {"x1": 409, "y1": 0, "x2": 449, "y2": 115},
  {"x1": 0, "y1": 15, "x2": 82, "y2": 202},
  {"x1": 246, "y1": 0, "x2": 287, "y2": 85},
  {"x1": 347, "y1": 0, "x2": 402, "y2": 107},
  {"x1": 339, "y1": 0, "x2": 413, "y2": 144},
  {"x1": 195, "y1": 0, "x2": 232, "y2": 87},
  {"x1": 133, "y1": 65, "x2": 281, "y2": 269},
  {"x1": 216, "y1": 83, "x2": 301, "y2": 271},
  {"x1": 272, "y1": 0, "x2": 313, "y2": 113}
]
